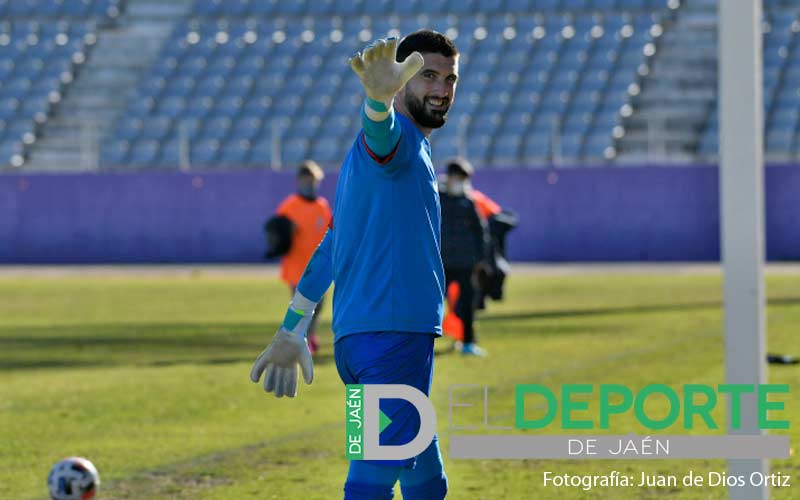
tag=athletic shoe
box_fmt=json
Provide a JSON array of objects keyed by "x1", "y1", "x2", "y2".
[{"x1": 461, "y1": 342, "x2": 488, "y2": 357}]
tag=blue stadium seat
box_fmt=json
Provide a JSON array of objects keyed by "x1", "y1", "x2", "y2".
[
  {"x1": 470, "y1": 112, "x2": 502, "y2": 135},
  {"x1": 64, "y1": 0, "x2": 93, "y2": 17},
  {"x1": 248, "y1": 138, "x2": 273, "y2": 165},
  {"x1": 139, "y1": 116, "x2": 172, "y2": 141},
  {"x1": 229, "y1": 117, "x2": 262, "y2": 141},
  {"x1": 157, "y1": 138, "x2": 181, "y2": 166},
  {"x1": 287, "y1": 114, "x2": 322, "y2": 139},
  {"x1": 309, "y1": 136, "x2": 342, "y2": 164},
  {"x1": 502, "y1": 111, "x2": 533, "y2": 133},
  {"x1": 580, "y1": 71, "x2": 610, "y2": 92},
  {"x1": 198, "y1": 116, "x2": 232, "y2": 141},
  {"x1": 429, "y1": 135, "x2": 460, "y2": 160},
  {"x1": 282, "y1": 137, "x2": 311, "y2": 164},
  {"x1": 79, "y1": 0, "x2": 701, "y2": 168},
  {"x1": 466, "y1": 134, "x2": 492, "y2": 164},
  {"x1": 530, "y1": 0, "x2": 561, "y2": 11},
  {"x1": 100, "y1": 139, "x2": 130, "y2": 165},
  {"x1": 769, "y1": 109, "x2": 799, "y2": 131},
  {"x1": 128, "y1": 140, "x2": 161, "y2": 168},
  {"x1": 7, "y1": 118, "x2": 35, "y2": 139},
  {"x1": 175, "y1": 117, "x2": 203, "y2": 140},
  {"x1": 697, "y1": 132, "x2": 718, "y2": 157},
  {"x1": 246, "y1": 0, "x2": 277, "y2": 16},
  {"x1": 491, "y1": 135, "x2": 523, "y2": 166},
  {"x1": 563, "y1": 0, "x2": 588, "y2": 11},
  {"x1": 563, "y1": 112, "x2": 593, "y2": 135},
  {"x1": 158, "y1": 95, "x2": 187, "y2": 118},
  {"x1": 766, "y1": 129, "x2": 794, "y2": 153},
  {"x1": 182, "y1": 96, "x2": 214, "y2": 118},
  {"x1": 164, "y1": 72, "x2": 193, "y2": 96},
  {"x1": 191, "y1": 138, "x2": 221, "y2": 166},
  {"x1": 113, "y1": 118, "x2": 144, "y2": 142},
  {"x1": 219, "y1": 139, "x2": 250, "y2": 165},
  {"x1": 584, "y1": 132, "x2": 613, "y2": 158},
  {"x1": 522, "y1": 132, "x2": 551, "y2": 162},
  {"x1": 214, "y1": 96, "x2": 245, "y2": 117},
  {"x1": 7, "y1": 1, "x2": 36, "y2": 16},
  {"x1": 559, "y1": 133, "x2": 584, "y2": 161},
  {"x1": 618, "y1": 0, "x2": 646, "y2": 10},
  {"x1": 591, "y1": 0, "x2": 617, "y2": 10}
]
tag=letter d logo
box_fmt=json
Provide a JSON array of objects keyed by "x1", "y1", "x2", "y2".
[{"x1": 346, "y1": 384, "x2": 437, "y2": 461}]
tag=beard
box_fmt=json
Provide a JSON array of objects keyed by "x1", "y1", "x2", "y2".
[{"x1": 404, "y1": 92, "x2": 450, "y2": 129}]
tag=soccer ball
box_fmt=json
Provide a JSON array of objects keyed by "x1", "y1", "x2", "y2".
[{"x1": 47, "y1": 457, "x2": 99, "y2": 500}]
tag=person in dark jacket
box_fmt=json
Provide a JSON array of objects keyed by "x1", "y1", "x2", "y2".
[{"x1": 440, "y1": 157, "x2": 490, "y2": 356}]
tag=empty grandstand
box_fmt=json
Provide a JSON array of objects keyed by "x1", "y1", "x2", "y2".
[{"x1": 1, "y1": 0, "x2": 799, "y2": 170}]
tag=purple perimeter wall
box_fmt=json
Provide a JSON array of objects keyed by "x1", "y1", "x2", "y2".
[{"x1": 0, "y1": 166, "x2": 798, "y2": 263}]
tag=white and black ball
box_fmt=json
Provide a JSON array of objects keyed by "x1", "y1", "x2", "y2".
[{"x1": 47, "y1": 457, "x2": 99, "y2": 500}]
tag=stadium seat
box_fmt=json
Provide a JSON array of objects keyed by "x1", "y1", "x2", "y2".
[
  {"x1": 522, "y1": 132, "x2": 552, "y2": 162},
  {"x1": 191, "y1": 138, "x2": 221, "y2": 166},
  {"x1": 584, "y1": 132, "x2": 613, "y2": 159},
  {"x1": 491, "y1": 135, "x2": 523, "y2": 166},
  {"x1": 466, "y1": 134, "x2": 492, "y2": 165},
  {"x1": 72, "y1": 0, "x2": 779, "y2": 169},
  {"x1": 128, "y1": 139, "x2": 161, "y2": 168},
  {"x1": 0, "y1": 18, "x2": 99, "y2": 167},
  {"x1": 219, "y1": 139, "x2": 250, "y2": 165},
  {"x1": 99, "y1": 139, "x2": 130, "y2": 165}
]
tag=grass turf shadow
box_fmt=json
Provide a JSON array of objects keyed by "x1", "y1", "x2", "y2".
[
  {"x1": 478, "y1": 296, "x2": 800, "y2": 323},
  {"x1": 0, "y1": 322, "x2": 336, "y2": 371}
]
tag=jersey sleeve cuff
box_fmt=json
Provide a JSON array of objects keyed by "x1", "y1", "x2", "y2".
[{"x1": 362, "y1": 132, "x2": 400, "y2": 165}]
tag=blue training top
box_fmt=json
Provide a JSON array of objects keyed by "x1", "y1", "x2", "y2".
[{"x1": 330, "y1": 112, "x2": 445, "y2": 340}]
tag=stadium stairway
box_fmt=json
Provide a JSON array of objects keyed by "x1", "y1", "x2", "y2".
[
  {"x1": 23, "y1": 0, "x2": 192, "y2": 171},
  {"x1": 616, "y1": 0, "x2": 717, "y2": 163}
]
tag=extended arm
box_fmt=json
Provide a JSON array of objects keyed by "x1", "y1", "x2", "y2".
[
  {"x1": 296, "y1": 229, "x2": 333, "y2": 302},
  {"x1": 249, "y1": 230, "x2": 333, "y2": 398}
]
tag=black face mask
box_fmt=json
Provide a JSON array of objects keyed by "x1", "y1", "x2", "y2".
[{"x1": 298, "y1": 184, "x2": 318, "y2": 200}]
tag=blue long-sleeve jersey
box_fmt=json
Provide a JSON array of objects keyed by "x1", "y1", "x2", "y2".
[{"x1": 296, "y1": 105, "x2": 445, "y2": 341}]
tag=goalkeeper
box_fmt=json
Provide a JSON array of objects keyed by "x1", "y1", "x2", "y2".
[{"x1": 250, "y1": 30, "x2": 459, "y2": 500}]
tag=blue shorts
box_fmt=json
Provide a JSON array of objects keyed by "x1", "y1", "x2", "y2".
[{"x1": 334, "y1": 332, "x2": 436, "y2": 468}]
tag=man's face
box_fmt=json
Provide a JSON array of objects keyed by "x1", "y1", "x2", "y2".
[
  {"x1": 297, "y1": 174, "x2": 319, "y2": 194},
  {"x1": 447, "y1": 172, "x2": 468, "y2": 195},
  {"x1": 399, "y1": 52, "x2": 459, "y2": 129}
]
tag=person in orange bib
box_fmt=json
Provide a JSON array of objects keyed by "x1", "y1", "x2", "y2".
[{"x1": 275, "y1": 160, "x2": 332, "y2": 355}]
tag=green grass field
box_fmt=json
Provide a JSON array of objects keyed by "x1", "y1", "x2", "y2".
[{"x1": 0, "y1": 268, "x2": 797, "y2": 499}]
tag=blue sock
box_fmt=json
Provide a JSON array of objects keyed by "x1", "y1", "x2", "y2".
[
  {"x1": 344, "y1": 460, "x2": 403, "y2": 500},
  {"x1": 400, "y1": 438, "x2": 448, "y2": 500}
]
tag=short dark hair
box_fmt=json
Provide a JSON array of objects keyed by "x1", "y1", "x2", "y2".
[{"x1": 396, "y1": 30, "x2": 458, "y2": 63}]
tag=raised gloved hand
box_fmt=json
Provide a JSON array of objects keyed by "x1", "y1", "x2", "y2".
[
  {"x1": 349, "y1": 36, "x2": 424, "y2": 106},
  {"x1": 249, "y1": 291, "x2": 316, "y2": 398}
]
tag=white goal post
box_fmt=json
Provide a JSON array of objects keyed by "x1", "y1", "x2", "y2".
[{"x1": 718, "y1": 1, "x2": 768, "y2": 499}]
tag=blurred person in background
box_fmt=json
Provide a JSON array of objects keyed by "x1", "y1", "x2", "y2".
[
  {"x1": 271, "y1": 160, "x2": 332, "y2": 355},
  {"x1": 470, "y1": 181, "x2": 502, "y2": 221},
  {"x1": 438, "y1": 157, "x2": 518, "y2": 322},
  {"x1": 465, "y1": 168, "x2": 517, "y2": 310},
  {"x1": 439, "y1": 157, "x2": 490, "y2": 356}
]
